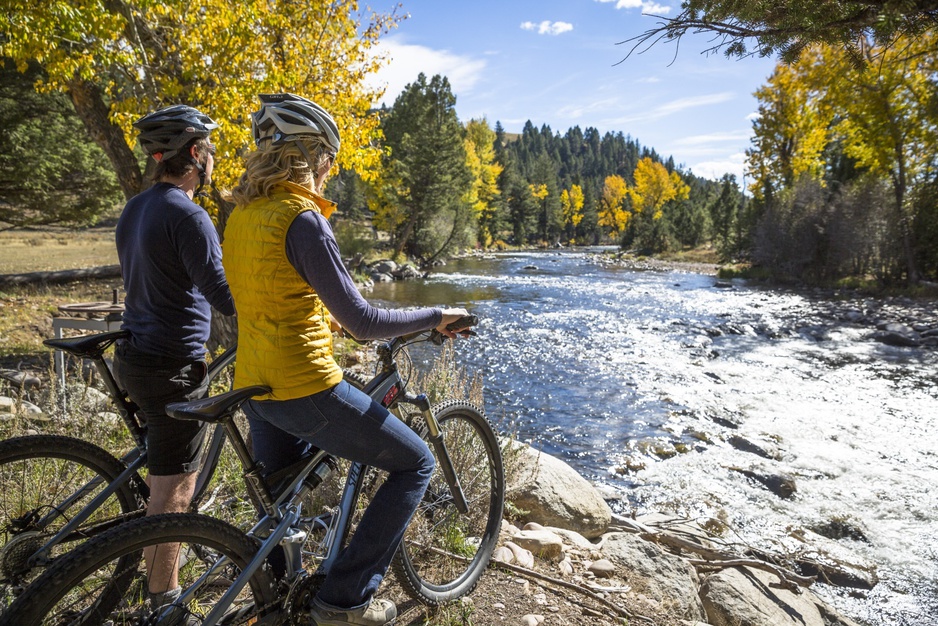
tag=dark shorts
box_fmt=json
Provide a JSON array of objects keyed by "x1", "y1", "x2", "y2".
[{"x1": 113, "y1": 341, "x2": 209, "y2": 476}]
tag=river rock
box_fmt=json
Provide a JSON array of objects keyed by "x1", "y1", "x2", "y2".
[
  {"x1": 635, "y1": 513, "x2": 715, "y2": 548},
  {"x1": 491, "y1": 545, "x2": 515, "y2": 565},
  {"x1": 504, "y1": 541, "x2": 535, "y2": 568},
  {"x1": 542, "y1": 526, "x2": 595, "y2": 550},
  {"x1": 587, "y1": 558, "x2": 616, "y2": 578},
  {"x1": 872, "y1": 329, "x2": 921, "y2": 347},
  {"x1": 370, "y1": 259, "x2": 398, "y2": 275},
  {"x1": 506, "y1": 442, "x2": 612, "y2": 539},
  {"x1": 601, "y1": 532, "x2": 706, "y2": 621},
  {"x1": 0, "y1": 396, "x2": 42, "y2": 415},
  {"x1": 779, "y1": 527, "x2": 879, "y2": 589},
  {"x1": 727, "y1": 434, "x2": 782, "y2": 460},
  {"x1": 0, "y1": 369, "x2": 41, "y2": 389},
  {"x1": 510, "y1": 529, "x2": 564, "y2": 562},
  {"x1": 841, "y1": 309, "x2": 865, "y2": 323},
  {"x1": 558, "y1": 556, "x2": 574, "y2": 576},
  {"x1": 369, "y1": 272, "x2": 394, "y2": 283},
  {"x1": 700, "y1": 566, "x2": 863, "y2": 626},
  {"x1": 728, "y1": 466, "x2": 796, "y2": 499},
  {"x1": 392, "y1": 263, "x2": 422, "y2": 280}
]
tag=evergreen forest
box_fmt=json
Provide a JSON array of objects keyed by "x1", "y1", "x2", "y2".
[{"x1": 3, "y1": 0, "x2": 938, "y2": 289}]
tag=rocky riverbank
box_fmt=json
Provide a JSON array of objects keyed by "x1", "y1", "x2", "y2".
[{"x1": 467, "y1": 441, "x2": 869, "y2": 626}]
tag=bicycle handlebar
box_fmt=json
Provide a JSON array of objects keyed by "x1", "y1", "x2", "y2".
[
  {"x1": 340, "y1": 314, "x2": 478, "y2": 347},
  {"x1": 428, "y1": 314, "x2": 478, "y2": 345}
]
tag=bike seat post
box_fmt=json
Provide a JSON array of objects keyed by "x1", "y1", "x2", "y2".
[
  {"x1": 92, "y1": 355, "x2": 146, "y2": 449},
  {"x1": 222, "y1": 419, "x2": 278, "y2": 517}
]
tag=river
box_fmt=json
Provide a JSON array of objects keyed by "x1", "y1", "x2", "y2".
[{"x1": 366, "y1": 249, "x2": 938, "y2": 626}]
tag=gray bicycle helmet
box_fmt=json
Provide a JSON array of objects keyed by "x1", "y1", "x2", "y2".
[
  {"x1": 133, "y1": 104, "x2": 218, "y2": 161},
  {"x1": 251, "y1": 93, "x2": 340, "y2": 154}
]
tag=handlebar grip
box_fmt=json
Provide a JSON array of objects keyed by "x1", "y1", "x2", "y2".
[
  {"x1": 445, "y1": 314, "x2": 478, "y2": 332},
  {"x1": 430, "y1": 314, "x2": 478, "y2": 345}
]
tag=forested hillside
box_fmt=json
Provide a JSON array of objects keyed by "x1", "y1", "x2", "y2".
[
  {"x1": 328, "y1": 73, "x2": 740, "y2": 265},
  {"x1": 3, "y1": 0, "x2": 937, "y2": 288}
]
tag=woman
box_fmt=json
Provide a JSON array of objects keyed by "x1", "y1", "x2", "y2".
[{"x1": 224, "y1": 93, "x2": 469, "y2": 626}]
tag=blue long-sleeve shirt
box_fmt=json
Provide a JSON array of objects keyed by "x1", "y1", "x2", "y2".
[
  {"x1": 116, "y1": 183, "x2": 235, "y2": 360},
  {"x1": 284, "y1": 210, "x2": 441, "y2": 340}
]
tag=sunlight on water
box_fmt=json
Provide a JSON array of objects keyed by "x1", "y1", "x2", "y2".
[{"x1": 369, "y1": 250, "x2": 938, "y2": 626}]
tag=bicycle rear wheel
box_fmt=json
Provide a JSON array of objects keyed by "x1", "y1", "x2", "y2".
[
  {"x1": 2, "y1": 512, "x2": 278, "y2": 626},
  {"x1": 393, "y1": 401, "x2": 505, "y2": 605},
  {"x1": 0, "y1": 434, "x2": 144, "y2": 612}
]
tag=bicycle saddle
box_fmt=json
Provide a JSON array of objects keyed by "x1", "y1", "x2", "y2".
[
  {"x1": 43, "y1": 330, "x2": 130, "y2": 358},
  {"x1": 166, "y1": 385, "x2": 271, "y2": 423}
]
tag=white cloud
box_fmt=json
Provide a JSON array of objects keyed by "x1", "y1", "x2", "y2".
[
  {"x1": 746, "y1": 111, "x2": 761, "y2": 121},
  {"x1": 683, "y1": 149, "x2": 752, "y2": 181},
  {"x1": 609, "y1": 92, "x2": 735, "y2": 125},
  {"x1": 367, "y1": 35, "x2": 487, "y2": 107},
  {"x1": 636, "y1": 76, "x2": 662, "y2": 84},
  {"x1": 521, "y1": 21, "x2": 574, "y2": 35},
  {"x1": 595, "y1": 0, "x2": 673, "y2": 14},
  {"x1": 670, "y1": 131, "x2": 752, "y2": 147}
]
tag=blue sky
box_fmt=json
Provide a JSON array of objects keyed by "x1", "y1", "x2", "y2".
[{"x1": 367, "y1": 0, "x2": 779, "y2": 182}]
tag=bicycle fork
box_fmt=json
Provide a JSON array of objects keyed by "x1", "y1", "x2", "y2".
[{"x1": 397, "y1": 393, "x2": 469, "y2": 515}]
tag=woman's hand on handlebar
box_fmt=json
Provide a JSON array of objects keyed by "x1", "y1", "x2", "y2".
[{"x1": 437, "y1": 308, "x2": 472, "y2": 339}]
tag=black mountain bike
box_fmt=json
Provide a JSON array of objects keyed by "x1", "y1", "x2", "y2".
[
  {"x1": 4, "y1": 316, "x2": 505, "y2": 625},
  {"x1": 0, "y1": 331, "x2": 236, "y2": 614}
]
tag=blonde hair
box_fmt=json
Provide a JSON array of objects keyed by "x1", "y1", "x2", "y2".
[{"x1": 230, "y1": 137, "x2": 333, "y2": 207}]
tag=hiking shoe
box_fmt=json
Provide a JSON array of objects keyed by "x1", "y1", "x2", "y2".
[
  {"x1": 309, "y1": 596, "x2": 397, "y2": 626},
  {"x1": 148, "y1": 587, "x2": 200, "y2": 626}
]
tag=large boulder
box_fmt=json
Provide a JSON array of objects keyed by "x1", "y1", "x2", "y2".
[
  {"x1": 602, "y1": 532, "x2": 706, "y2": 621},
  {"x1": 506, "y1": 443, "x2": 611, "y2": 539},
  {"x1": 700, "y1": 567, "x2": 863, "y2": 626}
]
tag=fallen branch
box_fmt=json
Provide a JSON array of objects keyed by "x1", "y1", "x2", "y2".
[
  {"x1": 688, "y1": 558, "x2": 816, "y2": 592},
  {"x1": 489, "y1": 558, "x2": 653, "y2": 624},
  {"x1": 0, "y1": 265, "x2": 121, "y2": 288}
]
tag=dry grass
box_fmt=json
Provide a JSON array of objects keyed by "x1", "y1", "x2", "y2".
[
  {"x1": 0, "y1": 228, "x2": 118, "y2": 275},
  {"x1": 0, "y1": 228, "x2": 120, "y2": 362},
  {"x1": 0, "y1": 278, "x2": 119, "y2": 361}
]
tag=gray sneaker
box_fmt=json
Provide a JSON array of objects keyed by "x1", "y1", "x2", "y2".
[
  {"x1": 148, "y1": 587, "x2": 200, "y2": 626},
  {"x1": 309, "y1": 596, "x2": 397, "y2": 626}
]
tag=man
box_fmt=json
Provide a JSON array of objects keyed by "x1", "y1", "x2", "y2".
[{"x1": 112, "y1": 104, "x2": 235, "y2": 612}]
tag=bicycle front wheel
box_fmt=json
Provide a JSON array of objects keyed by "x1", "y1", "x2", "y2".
[
  {"x1": 393, "y1": 400, "x2": 505, "y2": 605},
  {"x1": 2, "y1": 512, "x2": 278, "y2": 626},
  {"x1": 0, "y1": 435, "x2": 144, "y2": 612}
]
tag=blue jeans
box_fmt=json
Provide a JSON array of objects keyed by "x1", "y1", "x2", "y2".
[{"x1": 243, "y1": 380, "x2": 435, "y2": 609}]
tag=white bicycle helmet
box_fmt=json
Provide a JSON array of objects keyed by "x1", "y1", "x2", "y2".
[
  {"x1": 251, "y1": 93, "x2": 340, "y2": 154},
  {"x1": 133, "y1": 105, "x2": 218, "y2": 161}
]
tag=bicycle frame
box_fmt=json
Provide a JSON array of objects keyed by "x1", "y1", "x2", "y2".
[
  {"x1": 166, "y1": 331, "x2": 473, "y2": 626},
  {"x1": 22, "y1": 339, "x2": 237, "y2": 569}
]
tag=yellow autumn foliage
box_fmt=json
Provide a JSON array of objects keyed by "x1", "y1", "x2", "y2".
[{"x1": 2, "y1": 0, "x2": 399, "y2": 196}]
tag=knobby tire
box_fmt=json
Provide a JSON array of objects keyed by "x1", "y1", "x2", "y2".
[
  {"x1": 392, "y1": 401, "x2": 505, "y2": 605},
  {"x1": 1, "y1": 513, "x2": 278, "y2": 626},
  {"x1": 0, "y1": 434, "x2": 144, "y2": 614}
]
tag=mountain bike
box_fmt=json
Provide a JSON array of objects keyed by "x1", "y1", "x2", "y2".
[
  {"x1": 0, "y1": 330, "x2": 236, "y2": 613},
  {"x1": 3, "y1": 316, "x2": 505, "y2": 625}
]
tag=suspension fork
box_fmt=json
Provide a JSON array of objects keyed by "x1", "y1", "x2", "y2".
[
  {"x1": 366, "y1": 365, "x2": 470, "y2": 514},
  {"x1": 400, "y1": 393, "x2": 469, "y2": 515}
]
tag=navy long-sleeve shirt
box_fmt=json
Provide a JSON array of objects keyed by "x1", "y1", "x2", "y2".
[
  {"x1": 116, "y1": 183, "x2": 235, "y2": 360},
  {"x1": 284, "y1": 210, "x2": 441, "y2": 340}
]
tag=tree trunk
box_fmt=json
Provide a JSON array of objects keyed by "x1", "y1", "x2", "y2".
[
  {"x1": 892, "y1": 168, "x2": 920, "y2": 285},
  {"x1": 67, "y1": 78, "x2": 143, "y2": 201},
  {"x1": 394, "y1": 211, "x2": 419, "y2": 259},
  {"x1": 0, "y1": 265, "x2": 122, "y2": 288}
]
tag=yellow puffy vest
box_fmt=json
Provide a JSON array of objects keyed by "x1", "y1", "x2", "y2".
[{"x1": 222, "y1": 182, "x2": 343, "y2": 400}]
